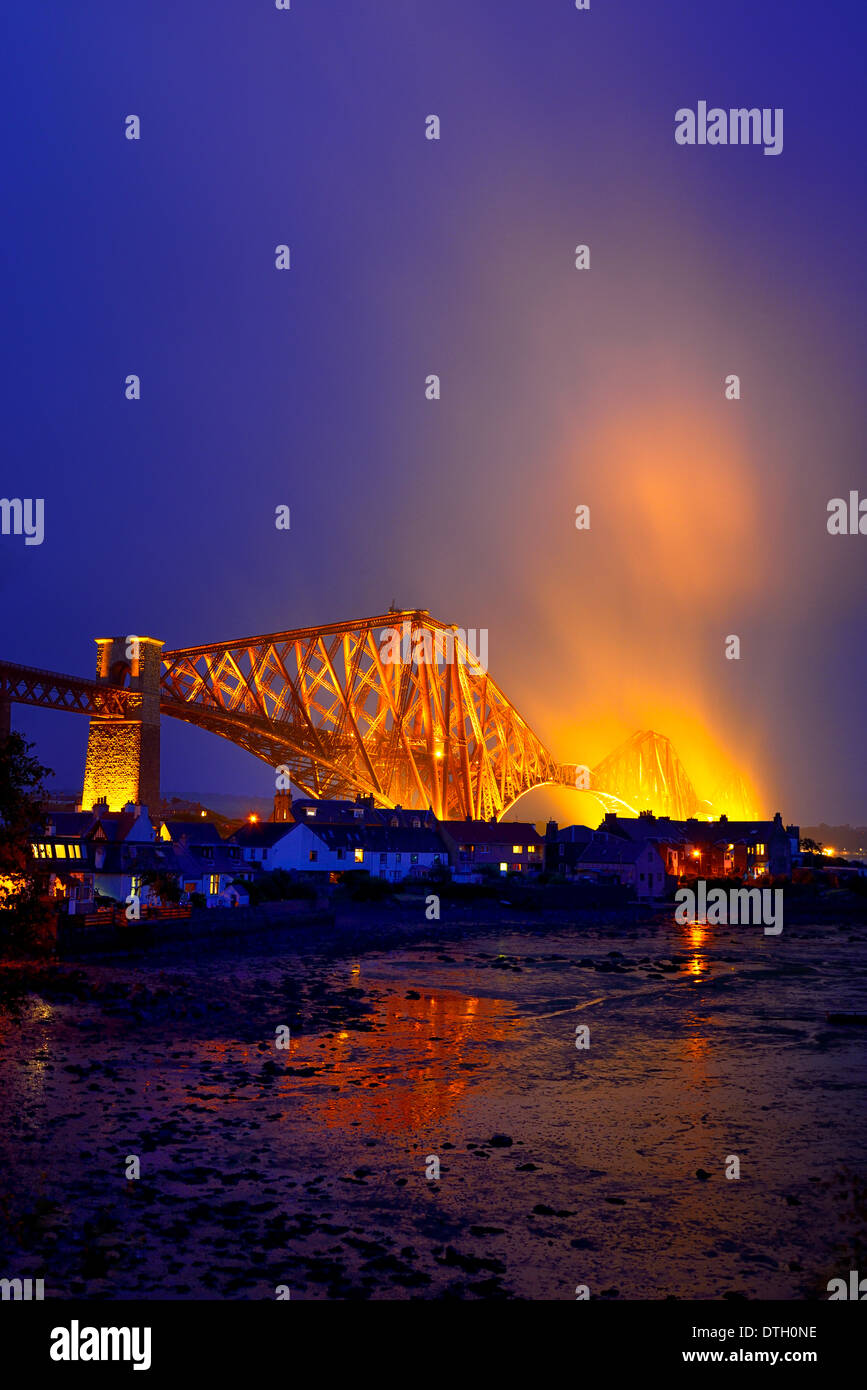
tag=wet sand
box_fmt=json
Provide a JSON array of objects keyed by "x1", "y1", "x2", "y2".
[{"x1": 1, "y1": 907, "x2": 866, "y2": 1300}]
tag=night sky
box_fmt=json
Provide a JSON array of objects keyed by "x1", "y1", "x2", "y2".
[{"x1": 2, "y1": 0, "x2": 865, "y2": 824}]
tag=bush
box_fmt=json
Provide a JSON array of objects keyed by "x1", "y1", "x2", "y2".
[
  {"x1": 345, "y1": 876, "x2": 395, "y2": 903},
  {"x1": 246, "y1": 870, "x2": 316, "y2": 905}
]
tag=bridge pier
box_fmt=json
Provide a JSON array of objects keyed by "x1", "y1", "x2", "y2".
[{"x1": 81, "y1": 636, "x2": 164, "y2": 811}]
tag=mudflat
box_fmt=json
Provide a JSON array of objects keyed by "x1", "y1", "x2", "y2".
[{"x1": 1, "y1": 905, "x2": 865, "y2": 1300}]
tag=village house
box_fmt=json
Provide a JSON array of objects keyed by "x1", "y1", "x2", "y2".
[
  {"x1": 544, "y1": 821, "x2": 596, "y2": 875},
  {"x1": 257, "y1": 820, "x2": 445, "y2": 882},
  {"x1": 575, "y1": 836, "x2": 667, "y2": 899},
  {"x1": 158, "y1": 819, "x2": 255, "y2": 905},
  {"x1": 437, "y1": 819, "x2": 546, "y2": 876},
  {"x1": 285, "y1": 793, "x2": 438, "y2": 832},
  {"x1": 31, "y1": 804, "x2": 255, "y2": 911},
  {"x1": 598, "y1": 811, "x2": 799, "y2": 880}
]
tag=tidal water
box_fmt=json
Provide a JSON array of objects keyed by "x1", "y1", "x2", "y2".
[{"x1": 1, "y1": 912, "x2": 865, "y2": 1299}]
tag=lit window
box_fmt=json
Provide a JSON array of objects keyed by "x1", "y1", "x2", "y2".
[
  {"x1": 131, "y1": 875, "x2": 142, "y2": 895},
  {"x1": 309, "y1": 850, "x2": 318, "y2": 862},
  {"x1": 354, "y1": 848, "x2": 364, "y2": 863},
  {"x1": 512, "y1": 845, "x2": 523, "y2": 854},
  {"x1": 209, "y1": 874, "x2": 220, "y2": 894},
  {"x1": 55, "y1": 844, "x2": 66, "y2": 858},
  {"x1": 527, "y1": 845, "x2": 537, "y2": 854},
  {"x1": 499, "y1": 862, "x2": 508, "y2": 872}
]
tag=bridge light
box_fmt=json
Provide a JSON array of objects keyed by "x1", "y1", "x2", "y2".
[{"x1": 248, "y1": 813, "x2": 259, "y2": 823}]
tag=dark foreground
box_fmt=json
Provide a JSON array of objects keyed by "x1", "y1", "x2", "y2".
[{"x1": 1, "y1": 902, "x2": 866, "y2": 1300}]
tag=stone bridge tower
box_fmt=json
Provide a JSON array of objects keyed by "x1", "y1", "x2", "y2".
[{"x1": 81, "y1": 636, "x2": 164, "y2": 811}]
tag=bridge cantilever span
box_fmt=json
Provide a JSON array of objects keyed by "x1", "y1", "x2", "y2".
[
  {"x1": 160, "y1": 610, "x2": 577, "y2": 821},
  {"x1": 0, "y1": 613, "x2": 586, "y2": 819}
]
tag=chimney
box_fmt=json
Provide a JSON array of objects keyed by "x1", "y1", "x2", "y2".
[{"x1": 273, "y1": 789, "x2": 293, "y2": 823}]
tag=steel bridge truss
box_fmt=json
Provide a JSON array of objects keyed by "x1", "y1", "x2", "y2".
[
  {"x1": 160, "y1": 611, "x2": 574, "y2": 821},
  {"x1": 0, "y1": 661, "x2": 139, "y2": 719}
]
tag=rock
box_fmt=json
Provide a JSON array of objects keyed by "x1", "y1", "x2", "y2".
[{"x1": 489, "y1": 1134, "x2": 513, "y2": 1148}]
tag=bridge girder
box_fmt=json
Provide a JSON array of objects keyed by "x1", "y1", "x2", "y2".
[
  {"x1": 0, "y1": 660, "x2": 138, "y2": 719},
  {"x1": 161, "y1": 611, "x2": 572, "y2": 820}
]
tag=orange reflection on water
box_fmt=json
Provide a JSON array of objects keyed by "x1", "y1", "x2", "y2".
[
  {"x1": 680, "y1": 1011, "x2": 711, "y2": 1085},
  {"x1": 684, "y1": 924, "x2": 709, "y2": 980},
  {"x1": 191, "y1": 984, "x2": 517, "y2": 1140}
]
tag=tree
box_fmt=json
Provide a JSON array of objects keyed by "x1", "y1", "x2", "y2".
[
  {"x1": 0, "y1": 733, "x2": 52, "y2": 950},
  {"x1": 800, "y1": 837, "x2": 823, "y2": 854},
  {"x1": 139, "y1": 869, "x2": 182, "y2": 905}
]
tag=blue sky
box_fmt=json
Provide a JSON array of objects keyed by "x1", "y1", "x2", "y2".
[{"x1": 1, "y1": 0, "x2": 865, "y2": 822}]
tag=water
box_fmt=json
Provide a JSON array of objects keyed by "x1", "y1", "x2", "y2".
[{"x1": 1, "y1": 912, "x2": 865, "y2": 1299}]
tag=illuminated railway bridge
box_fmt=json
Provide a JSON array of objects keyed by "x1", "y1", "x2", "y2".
[{"x1": 0, "y1": 610, "x2": 608, "y2": 822}]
